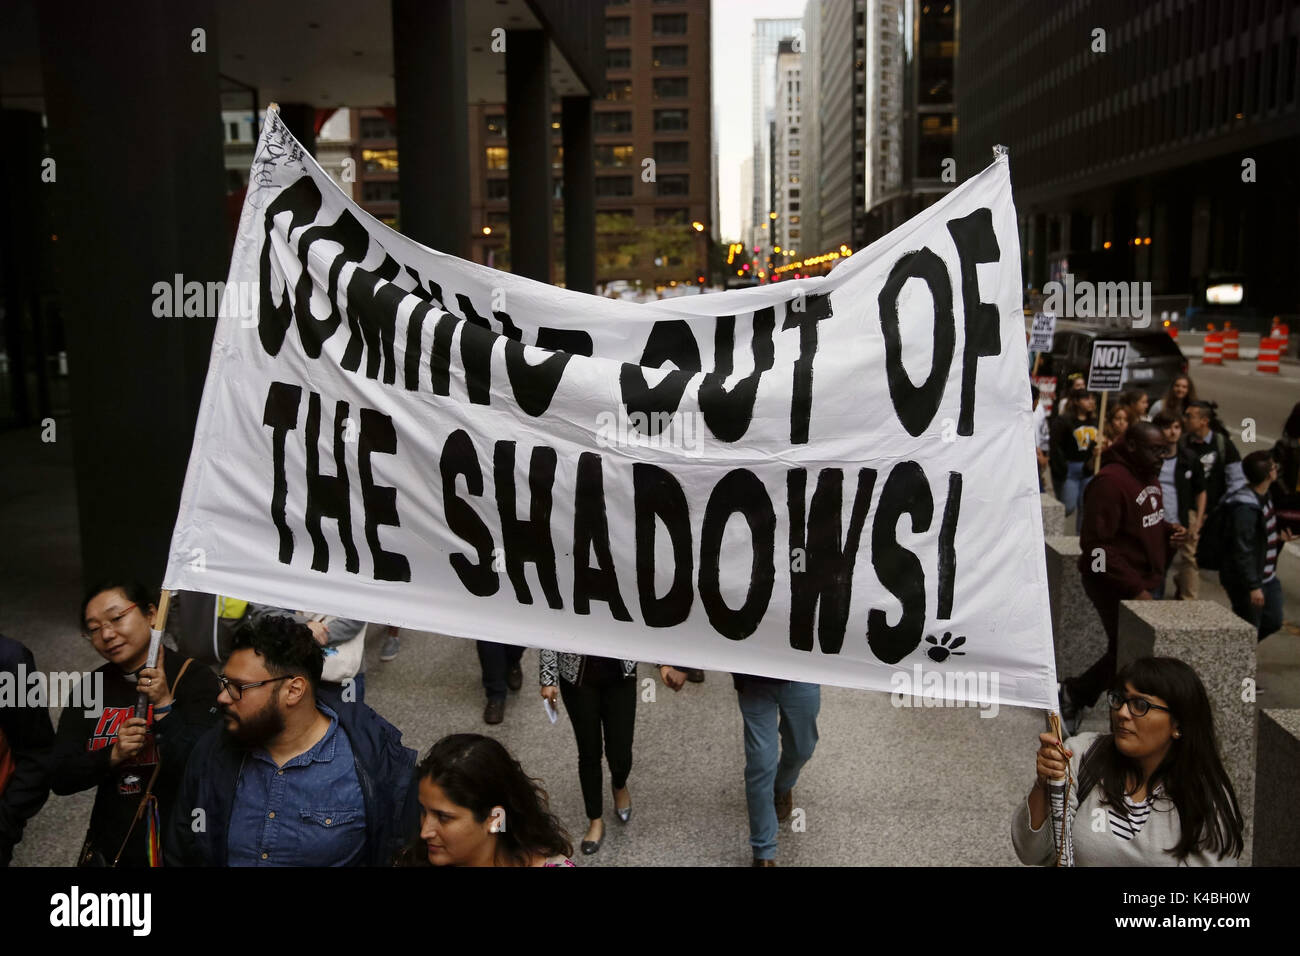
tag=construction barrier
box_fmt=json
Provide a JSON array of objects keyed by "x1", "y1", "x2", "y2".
[
  {"x1": 1222, "y1": 327, "x2": 1239, "y2": 359},
  {"x1": 1258, "y1": 337, "x2": 1281, "y2": 374},
  {"x1": 1202, "y1": 331, "x2": 1223, "y2": 365},
  {"x1": 1273, "y1": 322, "x2": 1290, "y2": 356}
]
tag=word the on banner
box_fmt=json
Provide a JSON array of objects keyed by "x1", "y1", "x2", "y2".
[{"x1": 164, "y1": 110, "x2": 1056, "y2": 710}]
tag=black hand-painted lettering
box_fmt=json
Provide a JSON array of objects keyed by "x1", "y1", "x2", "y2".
[
  {"x1": 619, "y1": 320, "x2": 701, "y2": 436},
  {"x1": 632, "y1": 464, "x2": 694, "y2": 627},
  {"x1": 262, "y1": 382, "x2": 303, "y2": 565},
  {"x1": 947, "y1": 208, "x2": 1002, "y2": 436},
  {"x1": 878, "y1": 249, "x2": 954, "y2": 437},
  {"x1": 787, "y1": 467, "x2": 876, "y2": 653},
  {"x1": 358, "y1": 409, "x2": 411, "y2": 582},
  {"x1": 304, "y1": 393, "x2": 359, "y2": 574},
  {"x1": 866, "y1": 461, "x2": 933, "y2": 664},
  {"x1": 699, "y1": 469, "x2": 775, "y2": 640},
  {"x1": 699, "y1": 308, "x2": 775, "y2": 442},
  {"x1": 493, "y1": 441, "x2": 563, "y2": 609},
  {"x1": 781, "y1": 293, "x2": 833, "y2": 445},
  {"x1": 440, "y1": 429, "x2": 499, "y2": 596},
  {"x1": 572, "y1": 453, "x2": 632, "y2": 621}
]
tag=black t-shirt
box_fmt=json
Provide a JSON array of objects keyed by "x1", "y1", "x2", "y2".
[
  {"x1": 580, "y1": 655, "x2": 627, "y2": 685},
  {"x1": 51, "y1": 653, "x2": 221, "y2": 865}
]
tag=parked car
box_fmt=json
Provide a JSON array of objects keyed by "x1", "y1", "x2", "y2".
[{"x1": 1034, "y1": 322, "x2": 1188, "y2": 404}]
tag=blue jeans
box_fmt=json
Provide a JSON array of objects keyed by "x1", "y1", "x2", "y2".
[
  {"x1": 737, "y1": 680, "x2": 820, "y2": 860},
  {"x1": 1054, "y1": 461, "x2": 1091, "y2": 531},
  {"x1": 1222, "y1": 576, "x2": 1284, "y2": 641}
]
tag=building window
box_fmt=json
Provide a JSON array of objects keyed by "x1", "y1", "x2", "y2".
[
  {"x1": 652, "y1": 13, "x2": 688, "y2": 35},
  {"x1": 653, "y1": 77, "x2": 689, "y2": 99},
  {"x1": 552, "y1": 145, "x2": 564, "y2": 169},
  {"x1": 362, "y1": 148, "x2": 399, "y2": 172},
  {"x1": 228, "y1": 122, "x2": 239, "y2": 141},
  {"x1": 656, "y1": 174, "x2": 689, "y2": 196},
  {"x1": 605, "y1": 81, "x2": 633, "y2": 102},
  {"x1": 595, "y1": 144, "x2": 636, "y2": 167},
  {"x1": 485, "y1": 147, "x2": 509, "y2": 171},
  {"x1": 607, "y1": 48, "x2": 631, "y2": 71},
  {"x1": 360, "y1": 115, "x2": 396, "y2": 139},
  {"x1": 486, "y1": 179, "x2": 508, "y2": 200},
  {"x1": 788, "y1": 229, "x2": 800, "y2": 239},
  {"x1": 486, "y1": 211, "x2": 510, "y2": 228},
  {"x1": 484, "y1": 115, "x2": 506, "y2": 138},
  {"x1": 553, "y1": 177, "x2": 563, "y2": 200},
  {"x1": 362, "y1": 181, "x2": 400, "y2": 202},
  {"x1": 594, "y1": 111, "x2": 633, "y2": 134},
  {"x1": 595, "y1": 176, "x2": 634, "y2": 197},
  {"x1": 606, "y1": 17, "x2": 630, "y2": 38},
  {"x1": 654, "y1": 141, "x2": 689, "y2": 165},
  {"x1": 654, "y1": 109, "x2": 688, "y2": 131},
  {"x1": 653, "y1": 45, "x2": 688, "y2": 68},
  {"x1": 654, "y1": 208, "x2": 689, "y2": 225}
]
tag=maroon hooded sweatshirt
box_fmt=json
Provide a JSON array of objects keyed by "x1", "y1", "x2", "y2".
[{"x1": 1076, "y1": 440, "x2": 1174, "y2": 596}]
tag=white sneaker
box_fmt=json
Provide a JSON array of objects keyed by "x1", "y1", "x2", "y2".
[{"x1": 379, "y1": 633, "x2": 401, "y2": 662}]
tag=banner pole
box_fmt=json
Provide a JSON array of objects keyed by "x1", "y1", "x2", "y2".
[
  {"x1": 268, "y1": 101, "x2": 280, "y2": 113},
  {"x1": 1094, "y1": 391, "x2": 1108, "y2": 473},
  {"x1": 1031, "y1": 353, "x2": 1042, "y2": 376},
  {"x1": 133, "y1": 589, "x2": 173, "y2": 719}
]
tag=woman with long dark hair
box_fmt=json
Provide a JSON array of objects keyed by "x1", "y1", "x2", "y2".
[
  {"x1": 1013, "y1": 657, "x2": 1243, "y2": 866},
  {"x1": 1149, "y1": 374, "x2": 1197, "y2": 420},
  {"x1": 403, "y1": 734, "x2": 573, "y2": 867}
]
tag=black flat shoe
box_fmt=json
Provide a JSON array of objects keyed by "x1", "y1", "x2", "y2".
[{"x1": 581, "y1": 823, "x2": 604, "y2": 855}]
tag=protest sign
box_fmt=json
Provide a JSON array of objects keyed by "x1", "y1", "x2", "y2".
[
  {"x1": 1028, "y1": 312, "x2": 1056, "y2": 353},
  {"x1": 164, "y1": 110, "x2": 1056, "y2": 709}
]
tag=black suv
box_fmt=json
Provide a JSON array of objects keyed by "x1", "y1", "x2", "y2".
[{"x1": 1035, "y1": 322, "x2": 1188, "y2": 402}]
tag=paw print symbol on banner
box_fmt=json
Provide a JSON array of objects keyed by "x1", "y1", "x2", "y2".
[{"x1": 924, "y1": 632, "x2": 966, "y2": 663}]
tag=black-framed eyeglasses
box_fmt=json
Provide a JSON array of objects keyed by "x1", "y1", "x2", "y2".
[
  {"x1": 1107, "y1": 690, "x2": 1173, "y2": 718},
  {"x1": 217, "y1": 674, "x2": 292, "y2": 701}
]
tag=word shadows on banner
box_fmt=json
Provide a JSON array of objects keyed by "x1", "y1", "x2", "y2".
[
  {"x1": 262, "y1": 378, "x2": 964, "y2": 666},
  {"x1": 166, "y1": 108, "x2": 1056, "y2": 708}
]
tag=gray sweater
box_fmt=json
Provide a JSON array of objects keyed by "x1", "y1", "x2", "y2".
[{"x1": 1011, "y1": 732, "x2": 1239, "y2": 867}]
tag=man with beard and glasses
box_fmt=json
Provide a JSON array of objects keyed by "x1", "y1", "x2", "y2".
[
  {"x1": 166, "y1": 615, "x2": 418, "y2": 866},
  {"x1": 1059, "y1": 422, "x2": 1187, "y2": 734}
]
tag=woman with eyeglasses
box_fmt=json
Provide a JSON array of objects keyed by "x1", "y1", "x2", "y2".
[
  {"x1": 1013, "y1": 657, "x2": 1243, "y2": 866},
  {"x1": 50, "y1": 582, "x2": 221, "y2": 866},
  {"x1": 398, "y1": 734, "x2": 574, "y2": 867}
]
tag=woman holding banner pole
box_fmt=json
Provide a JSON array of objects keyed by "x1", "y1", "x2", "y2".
[
  {"x1": 1013, "y1": 657, "x2": 1242, "y2": 866},
  {"x1": 51, "y1": 582, "x2": 221, "y2": 866}
]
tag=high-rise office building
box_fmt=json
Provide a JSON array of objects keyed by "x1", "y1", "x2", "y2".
[
  {"x1": 956, "y1": 0, "x2": 1299, "y2": 321},
  {"x1": 750, "y1": 17, "x2": 803, "y2": 254},
  {"x1": 773, "y1": 40, "x2": 803, "y2": 256},
  {"x1": 863, "y1": 0, "x2": 955, "y2": 242}
]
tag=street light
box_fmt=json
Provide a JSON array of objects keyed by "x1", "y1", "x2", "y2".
[
  {"x1": 482, "y1": 226, "x2": 492, "y2": 236},
  {"x1": 691, "y1": 220, "x2": 705, "y2": 232}
]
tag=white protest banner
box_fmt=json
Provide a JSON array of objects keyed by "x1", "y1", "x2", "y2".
[
  {"x1": 1028, "y1": 312, "x2": 1056, "y2": 353},
  {"x1": 164, "y1": 110, "x2": 1056, "y2": 710}
]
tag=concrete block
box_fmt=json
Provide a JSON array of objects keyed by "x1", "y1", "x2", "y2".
[
  {"x1": 1117, "y1": 600, "x2": 1257, "y2": 865},
  {"x1": 1044, "y1": 537, "x2": 1107, "y2": 681},
  {"x1": 1040, "y1": 492, "x2": 1065, "y2": 536},
  {"x1": 1254, "y1": 709, "x2": 1300, "y2": 866}
]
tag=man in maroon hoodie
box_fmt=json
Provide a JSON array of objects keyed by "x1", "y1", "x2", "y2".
[{"x1": 1059, "y1": 421, "x2": 1186, "y2": 732}]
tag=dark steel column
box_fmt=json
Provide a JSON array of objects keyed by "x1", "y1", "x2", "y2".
[
  {"x1": 276, "y1": 102, "x2": 316, "y2": 156},
  {"x1": 506, "y1": 30, "x2": 552, "y2": 282},
  {"x1": 38, "y1": 0, "x2": 227, "y2": 587},
  {"x1": 392, "y1": 0, "x2": 470, "y2": 255},
  {"x1": 561, "y1": 95, "x2": 595, "y2": 292},
  {"x1": 0, "y1": 110, "x2": 44, "y2": 425}
]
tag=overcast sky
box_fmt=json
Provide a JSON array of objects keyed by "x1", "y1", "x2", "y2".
[{"x1": 712, "y1": 0, "x2": 808, "y2": 241}]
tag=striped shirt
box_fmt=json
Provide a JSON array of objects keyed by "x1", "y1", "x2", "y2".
[
  {"x1": 1263, "y1": 496, "x2": 1280, "y2": 582},
  {"x1": 1109, "y1": 792, "x2": 1157, "y2": 841}
]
